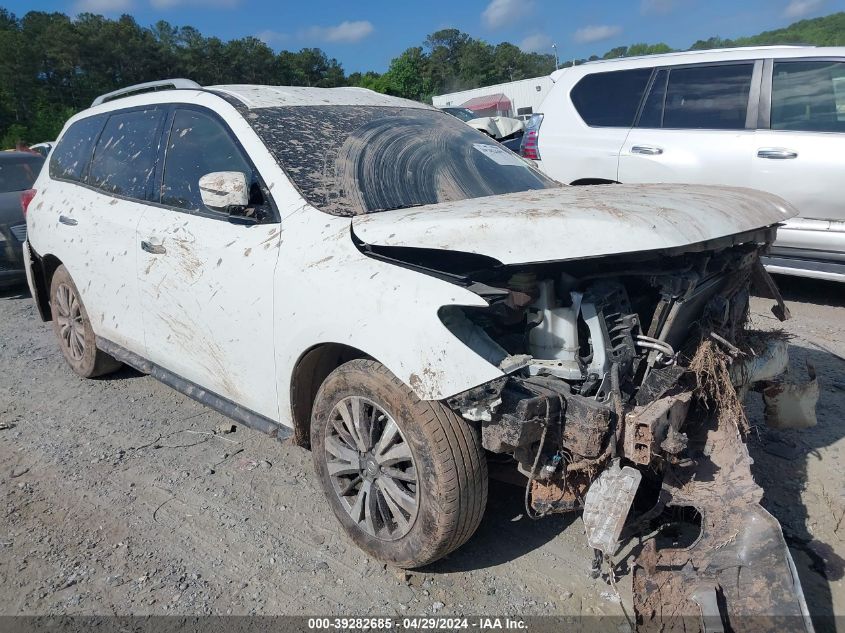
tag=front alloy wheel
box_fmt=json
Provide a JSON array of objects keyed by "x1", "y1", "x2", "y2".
[
  {"x1": 324, "y1": 396, "x2": 418, "y2": 540},
  {"x1": 311, "y1": 359, "x2": 488, "y2": 568}
]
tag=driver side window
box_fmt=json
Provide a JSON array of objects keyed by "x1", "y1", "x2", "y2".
[{"x1": 160, "y1": 108, "x2": 265, "y2": 215}]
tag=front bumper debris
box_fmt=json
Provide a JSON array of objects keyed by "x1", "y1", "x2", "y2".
[
  {"x1": 449, "y1": 334, "x2": 817, "y2": 632},
  {"x1": 632, "y1": 409, "x2": 814, "y2": 632}
]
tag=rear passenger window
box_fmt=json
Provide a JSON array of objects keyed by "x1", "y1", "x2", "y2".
[
  {"x1": 771, "y1": 60, "x2": 845, "y2": 132},
  {"x1": 0, "y1": 157, "x2": 42, "y2": 192},
  {"x1": 88, "y1": 108, "x2": 165, "y2": 200},
  {"x1": 662, "y1": 64, "x2": 754, "y2": 130},
  {"x1": 571, "y1": 68, "x2": 653, "y2": 127},
  {"x1": 49, "y1": 115, "x2": 105, "y2": 182},
  {"x1": 160, "y1": 109, "x2": 265, "y2": 214},
  {"x1": 639, "y1": 69, "x2": 668, "y2": 128}
]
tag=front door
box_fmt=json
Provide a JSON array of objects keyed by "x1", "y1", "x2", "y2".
[
  {"x1": 751, "y1": 58, "x2": 845, "y2": 262},
  {"x1": 136, "y1": 106, "x2": 281, "y2": 419}
]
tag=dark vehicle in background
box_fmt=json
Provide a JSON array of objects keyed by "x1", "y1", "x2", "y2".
[
  {"x1": 0, "y1": 152, "x2": 43, "y2": 286},
  {"x1": 500, "y1": 133, "x2": 524, "y2": 152},
  {"x1": 441, "y1": 106, "x2": 477, "y2": 122}
]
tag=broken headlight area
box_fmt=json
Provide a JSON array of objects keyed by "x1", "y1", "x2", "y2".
[{"x1": 441, "y1": 238, "x2": 817, "y2": 631}]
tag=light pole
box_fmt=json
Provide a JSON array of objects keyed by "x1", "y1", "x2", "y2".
[{"x1": 552, "y1": 43, "x2": 559, "y2": 70}]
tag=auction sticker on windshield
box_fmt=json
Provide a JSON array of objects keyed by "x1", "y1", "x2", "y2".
[{"x1": 472, "y1": 143, "x2": 526, "y2": 167}]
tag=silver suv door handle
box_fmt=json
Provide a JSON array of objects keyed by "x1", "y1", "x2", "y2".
[
  {"x1": 58, "y1": 215, "x2": 77, "y2": 226},
  {"x1": 631, "y1": 145, "x2": 663, "y2": 156},
  {"x1": 141, "y1": 240, "x2": 166, "y2": 255},
  {"x1": 757, "y1": 148, "x2": 798, "y2": 160}
]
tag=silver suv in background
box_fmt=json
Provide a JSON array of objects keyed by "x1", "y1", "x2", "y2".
[{"x1": 524, "y1": 46, "x2": 845, "y2": 282}]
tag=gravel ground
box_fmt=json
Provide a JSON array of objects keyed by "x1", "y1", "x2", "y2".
[{"x1": 0, "y1": 275, "x2": 843, "y2": 630}]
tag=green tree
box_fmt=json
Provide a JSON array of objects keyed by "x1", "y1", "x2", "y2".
[
  {"x1": 348, "y1": 71, "x2": 389, "y2": 93},
  {"x1": 382, "y1": 47, "x2": 432, "y2": 100},
  {"x1": 4, "y1": 7, "x2": 845, "y2": 145},
  {"x1": 627, "y1": 42, "x2": 673, "y2": 56}
]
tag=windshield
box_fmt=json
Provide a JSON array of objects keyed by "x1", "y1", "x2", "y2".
[
  {"x1": 0, "y1": 156, "x2": 43, "y2": 193},
  {"x1": 246, "y1": 106, "x2": 558, "y2": 216}
]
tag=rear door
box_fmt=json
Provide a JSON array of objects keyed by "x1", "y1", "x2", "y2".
[
  {"x1": 135, "y1": 106, "x2": 281, "y2": 419},
  {"x1": 750, "y1": 58, "x2": 845, "y2": 262},
  {"x1": 42, "y1": 108, "x2": 165, "y2": 353},
  {"x1": 541, "y1": 67, "x2": 652, "y2": 184},
  {"x1": 619, "y1": 61, "x2": 760, "y2": 187}
]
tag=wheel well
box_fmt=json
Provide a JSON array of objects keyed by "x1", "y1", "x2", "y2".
[
  {"x1": 30, "y1": 252, "x2": 62, "y2": 322},
  {"x1": 290, "y1": 343, "x2": 370, "y2": 447},
  {"x1": 570, "y1": 178, "x2": 619, "y2": 186}
]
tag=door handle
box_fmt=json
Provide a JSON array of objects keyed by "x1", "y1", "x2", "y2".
[
  {"x1": 631, "y1": 145, "x2": 664, "y2": 156},
  {"x1": 141, "y1": 240, "x2": 166, "y2": 255},
  {"x1": 58, "y1": 215, "x2": 77, "y2": 226},
  {"x1": 757, "y1": 148, "x2": 798, "y2": 160}
]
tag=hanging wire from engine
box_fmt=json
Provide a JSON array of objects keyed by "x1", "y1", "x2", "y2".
[
  {"x1": 523, "y1": 392, "x2": 567, "y2": 520},
  {"x1": 605, "y1": 553, "x2": 635, "y2": 630}
]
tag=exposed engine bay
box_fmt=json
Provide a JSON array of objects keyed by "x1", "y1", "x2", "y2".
[{"x1": 358, "y1": 224, "x2": 818, "y2": 632}]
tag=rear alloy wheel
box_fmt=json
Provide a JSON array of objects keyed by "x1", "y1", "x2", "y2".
[
  {"x1": 54, "y1": 282, "x2": 85, "y2": 362},
  {"x1": 49, "y1": 265, "x2": 121, "y2": 378},
  {"x1": 311, "y1": 359, "x2": 488, "y2": 568}
]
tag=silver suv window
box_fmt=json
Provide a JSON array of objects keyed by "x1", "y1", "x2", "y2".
[
  {"x1": 642, "y1": 63, "x2": 755, "y2": 130},
  {"x1": 771, "y1": 60, "x2": 845, "y2": 132},
  {"x1": 570, "y1": 68, "x2": 653, "y2": 127}
]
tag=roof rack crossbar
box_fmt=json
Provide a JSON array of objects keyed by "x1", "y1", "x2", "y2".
[{"x1": 91, "y1": 79, "x2": 202, "y2": 107}]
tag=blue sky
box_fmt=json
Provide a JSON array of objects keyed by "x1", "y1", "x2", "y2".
[{"x1": 4, "y1": 0, "x2": 844, "y2": 73}]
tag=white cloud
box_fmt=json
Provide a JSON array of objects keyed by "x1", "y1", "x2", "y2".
[
  {"x1": 783, "y1": 0, "x2": 828, "y2": 18},
  {"x1": 641, "y1": 0, "x2": 677, "y2": 14},
  {"x1": 482, "y1": 0, "x2": 532, "y2": 29},
  {"x1": 300, "y1": 20, "x2": 375, "y2": 44},
  {"x1": 149, "y1": 0, "x2": 239, "y2": 8},
  {"x1": 573, "y1": 24, "x2": 623, "y2": 44},
  {"x1": 73, "y1": 0, "x2": 132, "y2": 13},
  {"x1": 520, "y1": 33, "x2": 553, "y2": 53},
  {"x1": 256, "y1": 30, "x2": 288, "y2": 46}
]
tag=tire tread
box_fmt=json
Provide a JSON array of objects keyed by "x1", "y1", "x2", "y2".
[{"x1": 311, "y1": 359, "x2": 487, "y2": 567}]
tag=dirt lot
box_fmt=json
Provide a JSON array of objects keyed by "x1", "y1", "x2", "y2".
[{"x1": 0, "y1": 276, "x2": 843, "y2": 630}]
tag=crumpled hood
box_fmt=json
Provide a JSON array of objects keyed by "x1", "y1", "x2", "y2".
[{"x1": 351, "y1": 184, "x2": 797, "y2": 265}]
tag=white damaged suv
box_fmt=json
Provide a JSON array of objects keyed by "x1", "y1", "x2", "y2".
[{"x1": 24, "y1": 79, "x2": 814, "y2": 627}]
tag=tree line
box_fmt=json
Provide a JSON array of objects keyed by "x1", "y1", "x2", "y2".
[{"x1": 2, "y1": 7, "x2": 844, "y2": 147}]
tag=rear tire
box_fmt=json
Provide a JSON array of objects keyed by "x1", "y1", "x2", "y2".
[
  {"x1": 311, "y1": 359, "x2": 488, "y2": 568},
  {"x1": 49, "y1": 265, "x2": 121, "y2": 378}
]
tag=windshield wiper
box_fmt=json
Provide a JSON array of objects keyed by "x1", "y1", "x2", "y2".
[{"x1": 366, "y1": 203, "x2": 425, "y2": 214}]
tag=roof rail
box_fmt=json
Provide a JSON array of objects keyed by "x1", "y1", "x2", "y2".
[{"x1": 91, "y1": 79, "x2": 202, "y2": 107}]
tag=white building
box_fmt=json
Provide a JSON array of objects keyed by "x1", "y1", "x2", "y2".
[{"x1": 432, "y1": 76, "x2": 554, "y2": 117}]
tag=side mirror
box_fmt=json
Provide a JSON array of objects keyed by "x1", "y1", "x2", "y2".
[{"x1": 198, "y1": 171, "x2": 249, "y2": 211}]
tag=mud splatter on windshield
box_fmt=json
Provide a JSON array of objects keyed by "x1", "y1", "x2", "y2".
[{"x1": 246, "y1": 106, "x2": 559, "y2": 216}]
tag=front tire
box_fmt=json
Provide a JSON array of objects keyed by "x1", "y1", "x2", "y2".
[
  {"x1": 49, "y1": 265, "x2": 121, "y2": 378},
  {"x1": 311, "y1": 359, "x2": 488, "y2": 568}
]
